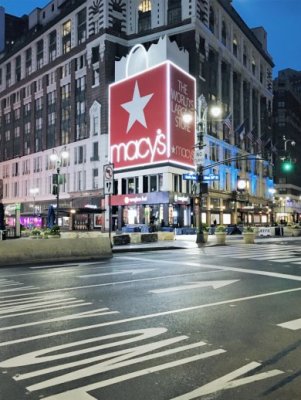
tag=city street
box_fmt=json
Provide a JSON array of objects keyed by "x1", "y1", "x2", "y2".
[{"x1": 1, "y1": 243, "x2": 301, "y2": 399}]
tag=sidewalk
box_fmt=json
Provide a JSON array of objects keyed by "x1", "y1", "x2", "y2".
[{"x1": 113, "y1": 234, "x2": 301, "y2": 253}]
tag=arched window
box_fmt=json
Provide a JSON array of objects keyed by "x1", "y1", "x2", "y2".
[
  {"x1": 209, "y1": 7, "x2": 215, "y2": 33},
  {"x1": 221, "y1": 20, "x2": 227, "y2": 45},
  {"x1": 138, "y1": 0, "x2": 151, "y2": 32},
  {"x1": 168, "y1": 0, "x2": 181, "y2": 25}
]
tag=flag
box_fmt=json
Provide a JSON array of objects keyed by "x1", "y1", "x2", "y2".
[
  {"x1": 271, "y1": 144, "x2": 278, "y2": 154},
  {"x1": 235, "y1": 121, "x2": 246, "y2": 141},
  {"x1": 223, "y1": 113, "x2": 232, "y2": 132},
  {"x1": 246, "y1": 130, "x2": 254, "y2": 142},
  {"x1": 264, "y1": 137, "x2": 271, "y2": 148}
]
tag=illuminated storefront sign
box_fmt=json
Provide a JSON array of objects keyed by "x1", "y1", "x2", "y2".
[
  {"x1": 109, "y1": 61, "x2": 196, "y2": 170},
  {"x1": 112, "y1": 192, "x2": 169, "y2": 206},
  {"x1": 174, "y1": 194, "x2": 190, "y2": 204}
]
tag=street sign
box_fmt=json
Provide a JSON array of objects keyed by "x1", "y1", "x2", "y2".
[
  {"x1": 183, "y1": 173, "x2": 198, "y2": 181},
  {"x1": 203, "y1": 174, "x2": 219, "y2": 181},
  {"x1": 194, "y1": 148, "x2": 205, "y2": 165},
  {"x1": 103, "y1": 163, "x2": 114, "y2": 195}
]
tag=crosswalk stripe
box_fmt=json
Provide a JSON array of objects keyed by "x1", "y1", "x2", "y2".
[{"x1": 189, "y1": 244, "x2": 301, "y2": 264}]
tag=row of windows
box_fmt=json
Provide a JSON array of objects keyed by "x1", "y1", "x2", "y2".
[
  {"x1": 0, "y1": 141, "x2": 100, "y2": 179},
  {"x1": 1, "y1": 167, "x2": 101, "y2": 199},
  {"x1": 0, "y1": 8, "x2": 87, "y2": 89},
  {"x1": 1, "y1": 57, "x2": 88, "y2": 111},
  {"x1": 208, "y1": 6, "x2": 272, "y2": 86}
]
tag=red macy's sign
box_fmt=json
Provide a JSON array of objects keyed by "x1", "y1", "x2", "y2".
[{"x1": 109, "y1": 61, "x2": 196, "y2": 170}]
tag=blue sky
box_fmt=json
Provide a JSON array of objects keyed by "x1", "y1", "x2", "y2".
[{"x1": 0, "y1": 0, "x2": 300, "y2": 75}]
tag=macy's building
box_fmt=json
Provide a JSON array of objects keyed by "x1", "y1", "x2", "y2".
[{"x1": 0, "y1": 0, "x2": 274, "y2": 231}]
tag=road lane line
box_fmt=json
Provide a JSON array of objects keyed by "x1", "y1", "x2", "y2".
[
  {"x1": 0, "y1": 301, "x2": 91, "y2": 320},
  {"x1": 1, "y1": 286, "x2": 301, "y2": 347},
  {"x1": 0, "y1": 271, "x2": 222, "y2": 299}
]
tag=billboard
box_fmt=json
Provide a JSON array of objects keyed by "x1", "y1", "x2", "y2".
[{"x1": 109, "y1": 61, "x2": 195, "y2": 170}]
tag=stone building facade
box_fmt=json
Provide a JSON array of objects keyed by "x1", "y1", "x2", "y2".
[{"x1": 0, "y1": 0, "x2": 274, "y2": 229}]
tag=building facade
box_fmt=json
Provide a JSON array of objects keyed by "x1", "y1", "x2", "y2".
[{"x1": 0, "y1": 0, "x2": 274, "y2": 230}]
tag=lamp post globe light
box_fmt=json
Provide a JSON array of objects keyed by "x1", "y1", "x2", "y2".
[
  {"x1": 50, "y1": 148, "x2": 69, "y2": 226},
  {"x1": 183, "y1": 96, "x2": 222, "y2": 245}
]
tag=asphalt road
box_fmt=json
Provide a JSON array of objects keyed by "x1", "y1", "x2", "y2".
[{"x1": 0, "y1": 242, "x2": 301, "y2": 400}]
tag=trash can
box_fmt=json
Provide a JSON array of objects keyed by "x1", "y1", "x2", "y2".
[{"x1": 0, "y1": 230, "x2": 6, "y2": 240}]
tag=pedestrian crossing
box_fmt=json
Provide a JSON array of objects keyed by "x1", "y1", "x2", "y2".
[{"x1": 192, "y1": 244, "x2": 301, "y2": 265}]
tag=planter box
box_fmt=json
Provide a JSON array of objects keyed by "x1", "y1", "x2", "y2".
[
  {"x1": 215, "y1": 232, "x2": 226, "y2": 245},
  {"x1": 113, "y1": 234, "x2": 131, "y2": 245},
  {"x1": 141, "y1": 233, "x2": 158, "y2": 243},
  {"x1": 243, "y1": 232, "x2": 256, "y2": 244},
  {"x1": 157, "y1": 231, "x2": 175, "y2": 241},
  {"x1": 292, "y1": 229, "x2": 301, "y2": 237}
]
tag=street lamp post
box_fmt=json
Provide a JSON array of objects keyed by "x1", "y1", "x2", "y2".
[
  {"x1": 268, "y1": 188, "x2": 276, "y2": 225},
  {"x1": 50, "y1": 148, "x2": 69, "y2": 226},
  {"x1": 183, "y1": 95, "x2": 222, "y2": 245},
  {"x1": 283, "y1": 136, "x2": 295, "y2": 152}
]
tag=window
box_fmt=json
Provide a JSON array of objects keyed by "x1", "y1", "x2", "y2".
[
  {"x1": 138, "y1": 0, "x2": 151, "y2": 32},
  {"x1": 92, "y1": 67, "x2": 100, "y2": 86},
  {"x1": 221, "y1": 21, "x2": 227, "y2": 46},
  {"x1": 92, "y1": 168, "x2": 98, "y2": 189},
  {"x1": 36, "y1": 39, "x2": 44, "y2": 69},
  {"x1": 209, "y1": 7, "x2": 215, "y2": 33},
  {"x1": 35, "y1": 97, "x2": 43, "y2": 111},
  {"x1": 12, "y1": 162, "x2": 19, "y2": 177},
  {"x1": 243, "y1": 46, "x2": 247, "y2": 67},
  {"x1": 77, "y1": 8, "x2": 86, "y2": 44},
  {"x1": 92, "y1": 114, "x2": 99, "y2": 135},
  {"x1": 91, "y1": 46, "x2": 99, "y2": 64},
  {"x1": 62, "y1": 20, "x2": 71, "y2": 54},
  {"x1": 92, "y1": 142, "x2": 99, "y2": 161},
  {"x1": 6, "y1": 62, "x2": 11, "y2": 87},
  {"x1": 173, "y1": 174, "x2": 182, "y2": 192},
  {"x1": 252, "y1": 57, "x2": 256, "y2": 75},
  {"x1": 168, "y1": 0, "x2": 181, "y2": 25},
  {"x1": 49, "y1": 30, "x2": 57, "y2": 61},
  {"x1": 122, "y1": 177, "x2": 138, "y2": 194},
  {"x1": 233, "y1": 37, "x2": 238, "y2": 57},
  {"x1": 62, "y1": 62, "x2": 71, "y2": 78},
  {"x1": 15, "y1": 55, "x2": 21, "y2": 82},
  {"x1": 25, "y1": 48, "x2": 32, "y2": 76}
]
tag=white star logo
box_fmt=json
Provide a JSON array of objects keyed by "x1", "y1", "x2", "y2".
[{"x1": 121, "y1": 81, "x2": 153, "y2": 133}]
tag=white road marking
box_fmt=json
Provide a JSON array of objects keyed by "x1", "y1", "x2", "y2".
[
  {"x1": 0, "y1": 308, "x2": 118, "y2": 331},
  {"x1": 0, "y1": 297, "x2": 79, "y2": 315},
  {"x1": 0, "y1": 285, "x2": 38, "y2": 293},
  {"x1": 79, "y1": 268, "x2": 155, "y2": 278},
  {"x1": 0, "y1": 271, "x2": 222, "y2": 299},
  {"x1": 1, "y1": 285, "x2": 301, "y2": 347},
  {"x1": 170, "y1": 361, "x2": 284, "y2": 399},
  {"x1": 35, "y1": 351, "x2": 225, "y2": 399},
  {"x1": 271, "y1": 257, "x2": 301, "y2": 263},
  {"x1": 277, "y1": 318, "x2": 301, "y2": 330},
  {"x1": 149, "y1": 280, "x2": 239, "y2": 294}
]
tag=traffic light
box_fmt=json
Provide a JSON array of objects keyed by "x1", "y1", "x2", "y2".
[{"x1": 281, "y1": 158, "x2": 294, "y2": 173}]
